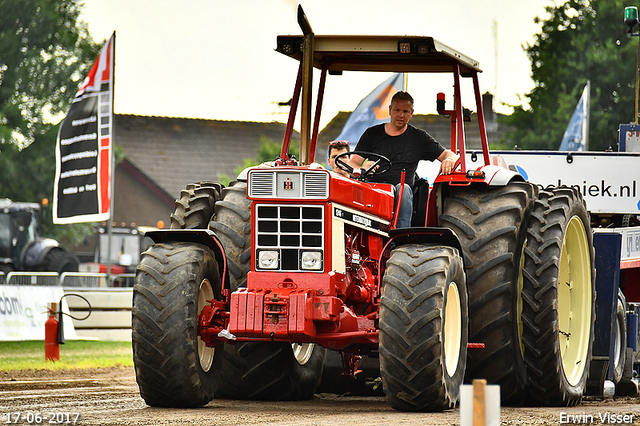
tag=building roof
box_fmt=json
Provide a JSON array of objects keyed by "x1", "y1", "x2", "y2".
[{"x1": 116, "y1": 114, "x2": 292, "y2": 198}]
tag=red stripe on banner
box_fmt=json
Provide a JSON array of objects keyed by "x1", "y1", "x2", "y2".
[
  {"x1": 101, "y1": 38, "x2": 112, "y2": 82},
  {"x1": 100, "y1": 138, "x2": 111, "y2": 214},
  {"x1": 78, "y1": 59, "x2": 99, "y2": 95}
]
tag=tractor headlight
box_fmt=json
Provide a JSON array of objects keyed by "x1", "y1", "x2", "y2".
[
  {"x1": 300, "y1": 251, "x2": 322, "y2": 270},
  {"x1": 257, "y1": 250, "x2": 279, "y2": 269}
]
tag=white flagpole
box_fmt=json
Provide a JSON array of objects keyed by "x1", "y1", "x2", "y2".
[
  {"x1": 107, "y1": 32, "x2": 116, "y2": 286},
  {"x1": 584, "y1": 80, "x2": 590, "y2": 151}
]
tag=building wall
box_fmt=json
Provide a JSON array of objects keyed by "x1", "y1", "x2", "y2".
[{"x1": 113, "y1": 160, "x2": 174, "y2": 229}]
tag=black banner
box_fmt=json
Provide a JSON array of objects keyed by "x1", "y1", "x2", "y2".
[{"x1": 53, "y1": 34, "x2": 114, "y2": 224}]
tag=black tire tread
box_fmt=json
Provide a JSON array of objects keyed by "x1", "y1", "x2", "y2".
[
  {"x1": 132, "y1": 242, "x2": 221, "y2": 407},
  {"x1": 210, "y1": 181, "x2": 251, "y2": 290},
  {"x1": 613, "y1": 290, "x2": 627, "y2": 385},
  {"x1": 439, "y1": 181, "x2": 537, "y2": 404},
  {"x1": 521, "y1": 186, "x2": 596, "y2": 406},
  {"x1": 379, "y1": 244, "x2": 467, "y2": 411},
  {"x1": 41, "y1": 248, "x2": 79, "y2": 274},
  {"x1": 215, "y1": 341, "x2": 324, "y2": 400},
  {"x1": 170, "y1": 182, "x2": 222, "y2": 229}
]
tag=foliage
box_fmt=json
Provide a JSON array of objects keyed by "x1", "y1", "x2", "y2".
[
  {"x1": 502, "y1": 0, "x2": 637, "y2": 151},
  {"x1": 0, "y1": 0, "x2": 99, "y2": 147},
  {"x1": 218, "y1": 135, "x2": 300, "y2": 186},
  {"x1": 0, "y1": 0, "x2": 102, "y2": 240}
]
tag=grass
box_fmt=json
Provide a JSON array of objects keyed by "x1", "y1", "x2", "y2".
[{"x1": 0, "y1": 340, "x2": 133, "y2": 371}]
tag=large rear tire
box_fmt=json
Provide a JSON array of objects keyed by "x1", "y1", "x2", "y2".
[
  {"x1": 211, "y1": 181, "x2": 326, "y2": 400},
  {"x1": 439, "y1": 181, "x2": 537, "y2": 404},
  {"x1": 521, "y1": 186, "x2": 595, "y2": 406},
  {"x1": 613, "y1": 290, "x2": 627, "y2": 385},
  {"x1": 132, "y1": 242, "x2": 222, "y2": 407},
  {"x1": 215, "y1": 341, "x2": 325, "y2": 400},
  {"x1": 170, "y1": 181, "x2": 222, "y2": 229},
  {"x1": 209, "y1": 181, "x2": 252, "y2": 289},
  {"x1": 380, "y1": 244, "x2": 468, "y2": 411}
]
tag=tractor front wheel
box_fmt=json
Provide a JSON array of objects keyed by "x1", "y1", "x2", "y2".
[
  {"x1": 380, "y1": 244, "x2": 468, "y2": 411},
  {"x1": 132, "y1": 242, "x2": 222, "y2": 407}
]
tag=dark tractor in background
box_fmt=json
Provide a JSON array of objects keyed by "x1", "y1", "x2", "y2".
[{"x1": 0, "y1": 198, "x2": 79, "y2": 277}]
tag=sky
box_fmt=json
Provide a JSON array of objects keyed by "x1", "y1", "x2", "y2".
[{"x1": 79, "y1": 0, "x2": 551, "y2": 130}]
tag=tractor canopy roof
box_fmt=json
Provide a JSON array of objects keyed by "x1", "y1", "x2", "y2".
[
  {"x1": 273, "y1": 6, "x2": 489, "y2": 168},
  {"x1": 276, "y1": 35, "x2": 482, "y2": 76}
]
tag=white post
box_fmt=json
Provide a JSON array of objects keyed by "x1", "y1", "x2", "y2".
[{"x1": 460, "y1": 379, "x2": 501, "y2": 426}]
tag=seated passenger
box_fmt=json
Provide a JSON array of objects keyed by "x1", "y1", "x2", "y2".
[{"x1": 327, "y1": 140, "x2": 351, "y2": 178}]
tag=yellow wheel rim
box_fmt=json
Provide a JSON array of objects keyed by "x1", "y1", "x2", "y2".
[
  {"x1": 444, "y1": 281, "x2": 462, "y2": 376},
  {"x1": 558, "y1": 216, "x2": 592, "y2": 386},
  {"x1": 198, "y1": 278, "x2": 215, "y2": 372}
]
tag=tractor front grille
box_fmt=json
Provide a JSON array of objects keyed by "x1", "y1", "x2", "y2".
[
  {"x1": 248, "y1": 170, "x2": 329, "y2": 199},
  {"x1": 255, "y1": 204, "x2": 324, "y2": 272}
]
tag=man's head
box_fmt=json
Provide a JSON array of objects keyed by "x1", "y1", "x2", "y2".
[
  {"x1": 327, "y1": 140, "x2": 350, "y2": 176},
  {"x1": 388, "y1": 91, "x2": 414, "y2": 131},
  {"x1": 390, "y1": 91, "x2": 414, "y2": 109}
]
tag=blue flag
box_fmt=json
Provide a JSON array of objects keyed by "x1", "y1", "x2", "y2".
[
  {"x1": 336, "y1": 73, "x2": 404, "y2": 149},
  {"x1": 559, "y1": 82, "x2": 589, "y2": 151}
]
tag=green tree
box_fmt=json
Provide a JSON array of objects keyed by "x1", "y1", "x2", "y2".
[
  {"x1": 502, "y1": 0, "x2": 637, "y2": 151},
  {"x1": 0, "y1": 0, "x2": 101, "y2": 239}
]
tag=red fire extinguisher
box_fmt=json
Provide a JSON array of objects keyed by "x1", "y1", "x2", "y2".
[{"x1": 45, "y1": 302, "x2": 60, "y2": 361}]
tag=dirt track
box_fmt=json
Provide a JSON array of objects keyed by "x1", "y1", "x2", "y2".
[{"x1": 0, "y1": 367, "x2": 639, "y2": 425}]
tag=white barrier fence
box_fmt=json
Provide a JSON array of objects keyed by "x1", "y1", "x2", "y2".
[
  {"x1": 1, "y1": 272, "x2": 136, "y2": 341},
  {"x1": 63, "y1": 287, "x2": 133, "y2": 341},
  {"x1": 0, "y1": 271, "x2": 135, "y2": 287}
]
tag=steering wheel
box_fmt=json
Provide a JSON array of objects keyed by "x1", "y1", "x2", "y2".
[{"x1": 334, "y1": 151, "x2": 392, "y2": 180}]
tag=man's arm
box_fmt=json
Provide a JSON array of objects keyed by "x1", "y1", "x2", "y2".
[
  {"x1": 437, "y1": 149, "x2": 458, "y2": 175},
  {"x1": 346, "y1": 153, "x2": 372, "y2": 171}
]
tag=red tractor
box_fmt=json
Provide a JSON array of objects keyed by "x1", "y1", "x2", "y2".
[{"x1": 132, "y1": 7, "x2": 595, "y2": 411}]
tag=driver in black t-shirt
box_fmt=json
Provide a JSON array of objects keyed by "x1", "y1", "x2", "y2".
[{"x1": 347, "y1": 91, "x2": 457, "y2": 228}]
